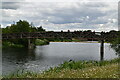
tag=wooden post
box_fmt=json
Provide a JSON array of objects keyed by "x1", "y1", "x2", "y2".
[
  {"x1": 28, "y1": 39, "x2": 35, "y2": 49},
  {"x1": 28, "y1": 39, "x2": 31, "y2": 49},
  {"x1": 100, "y1": 40, "x2": 104, "y2": 61}
]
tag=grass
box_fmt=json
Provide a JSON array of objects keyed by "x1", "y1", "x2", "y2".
[
  {"x1": 2, "y1": 41, "x2": 24, "y2": 48},
  {"x1": 3, "y1": 58, "x2": 120, "y2": 78},
  {"x1": 38, "y1": 63, "x2": 118, "y2": 78},
  {"x1": 2, "y1": 39, "x2": 49, "y2": 48},
  {"x1": 35, "y1": 39, "x2": 49, "y2": 45}
]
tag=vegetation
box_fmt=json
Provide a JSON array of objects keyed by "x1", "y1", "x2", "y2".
[
  {"x1": 2, "y1": 20, "x2": 119, "y2": 47},
  {"x1": 110, "y1": 31, "x2": 120, "y2": 56},
  {"x1": 2, "y1": 41, "x2": 24, "y2": 48},
  {"x1": 2, "y1": 20, "x2": 45, "y2": 33},
  {"x1": 48, "y1": 38, "x2": 71, "y2": 42},
  {"x1": 47, "y1": 38, "x2": 82, "y2": 42},
  {"x1": 39, "y1": 64, "x2": 118, "y2": 78},
  {"x1": 2, "y1": 20, "x2": 47, "y2": 47},
  {"x1": 35, "y1": 39, "x2": 49, "y2": 45},
  {"x1": 3, "y1": 58, "x2": 119, "y2": 78}
]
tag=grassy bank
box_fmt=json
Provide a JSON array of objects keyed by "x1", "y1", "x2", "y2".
[
  {"x1": 2, "y1": 41, "x2": 24, "y2": 48},
  {"x1": 35, "y1": 39, "x2": 49, "y2": 46},
  {"x1": 48, "y1": 38, "x2": 82, "y2": 42},
  {"x1": 2, "y1": 39, "x2": 49, "y2": 48},
  {"x1": 49, "y1": 38, "x2": 110, "y2": 43},
  {"x1": 4, "y1": 58, "x2": 119, "y2": 78}
]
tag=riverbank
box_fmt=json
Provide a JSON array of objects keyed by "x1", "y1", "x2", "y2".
[
  {"x1": 35, "y1": 39, "x2": 49, "y2": 46},
  {"x1": 50, "y1": 41, "x2": 110, "y2": 43},
  {"x1": 2, "y1": 41, "x2": 24, "y2": 48},
  {"x1": 2, "y1": 39, "x2": 110, "y2": 49},
  {"x1": 38, "y1": 63, "x2": 118, "y2": 78},
  {"x1": 4, "y1": 58, "x2": 119, "y2": 78},
  {"x1": 2, "y1": 39, "x2": 49, "y2": 48},
  {"x1": 49, "y1": 38, "x2": 110, "y2": 43},
  {"x1": 51, "y1": 41, "x2": 98, "y2": 43}
]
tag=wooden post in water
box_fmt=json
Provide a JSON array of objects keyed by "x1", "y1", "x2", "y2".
[
  {"x1": 100, "y1": 40, "x2": 104, "y2": 61},
  {"x1": 28, "y1": 39, "x2": 31, "y2": 49},
  {"x1": 28, "y1": 39, "x2": 33, "y2": 49},
  {"x1": 28, "y1": 39, "x2": 35, "y2": 49}
]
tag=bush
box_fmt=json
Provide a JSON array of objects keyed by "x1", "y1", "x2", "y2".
[
  {"x1": 2, "y1": 41, "x2": 24, "y2": 48},
  {"x1": 35, "y1": 39, "x2": 49, "y2": 45}
]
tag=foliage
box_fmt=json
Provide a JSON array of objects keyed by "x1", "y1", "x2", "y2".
[
  {"x1": 2, "y1": 20, "x2": 46, "y2": 33},
  {"x1": 2, "y1": 20, "x2": 46, "y2": 47},
  {"x1": 110, "y1": 31, "x2": 120, "y2": 56},
  {"x1": 2, "y1": 26, "x2": 11, "y2": 33},
  {"x1": 56, "y1": 58, "x2": 119, "y2": 70},
  {"x1": 2, "y1": 41, "x2": 24, "y2": 48},
  {"x1": 3, "y1": 70, "x2": 37, "y2": 78},
  {"x1": 4, "y1": 58, "x2": 119, "y2": 78},
  {"x1": 35, "y1": 39, "x2": 49, "y2": 45},
  {"x1": 13, "y1": 20, "x2": 30, "y2": 32},
  {"x1": 39, "y1": 63, "x2": 118, "y2": 78},
  {"x1": 37, "y1": 26, "x2": 45, "y2": 32},
  {"x1": 47, "y1": 38, "x2": 81, "y2": 42}
]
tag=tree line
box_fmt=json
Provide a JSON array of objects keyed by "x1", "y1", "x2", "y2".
[
  {"x1": 2, "y1": 20, "x2": 46, "y2": 47},
  {"x1": 2, "y1": 20, "x2": 120, "y2": 56},
  {"x1": 2, "y1": 20, "x2": 45, "y2": 33}
]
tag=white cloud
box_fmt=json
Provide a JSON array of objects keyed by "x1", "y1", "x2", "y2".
[
  {"x1": 24, "y1": 0, "x2": 119, "y2": 2},
  {"x1": 1, "y1": 1, "x2": 118, "y2": 32}
]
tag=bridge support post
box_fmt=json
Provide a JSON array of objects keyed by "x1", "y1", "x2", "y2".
[
  {"x1": 100, "y1": 40, "x2": 104, "y2": 61},
  {"x1": 28, "y1": 39, "x2": 34, "y2": 49}
]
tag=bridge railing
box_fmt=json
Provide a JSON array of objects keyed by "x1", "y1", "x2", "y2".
[{"x1": 2, "y1": 32, "x2": 118, "y2": 40}]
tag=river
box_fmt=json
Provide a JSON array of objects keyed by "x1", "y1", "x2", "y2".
[{"x1": 2, "y1": 42, "x2": 118, "y2": 75}]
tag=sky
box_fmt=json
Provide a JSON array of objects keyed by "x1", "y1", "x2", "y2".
[{"x1": 0, "y1": 0, "x2": 119, "y2": 32}]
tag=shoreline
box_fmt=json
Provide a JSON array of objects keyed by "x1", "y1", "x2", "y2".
[
  {"x1": 50, "y1": 41, "x2": 109, "y2": 43},
  {"x1": 2, "y1": 41, "x2": 110, "y2": 48},
  {"x1": 4, "y1": 58, "x2": 119, "y2": 78}
]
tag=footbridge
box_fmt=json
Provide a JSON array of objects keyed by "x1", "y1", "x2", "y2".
[{"x1": 2, "y1": 31, "x2": 118, "y2": 61}]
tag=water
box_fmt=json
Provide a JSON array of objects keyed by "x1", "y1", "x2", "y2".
[{"x1": 2, "y1": 42, "x2": 118, "y2": 75}]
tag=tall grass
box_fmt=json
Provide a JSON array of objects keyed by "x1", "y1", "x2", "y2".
[
  {"x1": 46, "y1": 58, "x2": 119, "y2": 71},
  {"x1": 3, "y1": 70, "x2": 37, "y2": 78}
]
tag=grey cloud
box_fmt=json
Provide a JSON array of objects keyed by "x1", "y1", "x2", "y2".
[
  {"x1": 8, "y1": 2, "x2": 108, "y2": 25},
  {"x1": 84, "y1": 2, "x2": 108, "y2": 8},
  {"x1": 41, "y1": 3, "x2": 106, "y2": 24},
  {"x1": 1, "y1": 2, "x2": 22, "y2": 9},
  {"x1": 2, "y1": 0, "x2": 24, "y2": 2},
  {"x1": 1, "y1": 2, "x2": 118, "y2": 31}
]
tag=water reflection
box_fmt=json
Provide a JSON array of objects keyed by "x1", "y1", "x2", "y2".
[
  {"x1": 2, "y1": 42, "x2": 118, "y2": 75},
  {"x1": 3, "y1": 48, "x2": 36, "y2": 64}
]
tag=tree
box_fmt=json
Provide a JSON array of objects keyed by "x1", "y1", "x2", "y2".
[
  {"x1": 9, "y1": 24, "x2": 18, "y2": 33},
  {"x1": 29, "y1": 22, "x2": 37, "y2": 32},
  {"x1": 110, "y1": 31, "x2": 120, "y2": 56},
  {"x1": 3, "y1": 20, "x2": 31, "y2": 33},
  {"x1": 37, "y1": 26, "x2": 45, "y2": 32},
  {"x1": 2, "y1": 26, "x2": 11, "y2": 33},
  {"x1": 3, "y1": 20, "x2": 32, "y2": 47},
  {"x1": 16, "y1": 20, "x2": 30, "y2": 32},
  {"x1": 2, "y1": 20, "x2": 46, "y2": 47}
]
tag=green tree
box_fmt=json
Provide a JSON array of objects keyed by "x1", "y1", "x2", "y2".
[
  {"x1": 15, "y1": 20, "x2": 30, "y2": 32},
  {"x1": 110, "y1": 31, "x2": 120, "y2": 56},
  {"x1": 37, "y1": 26, "x2": 45, "y2": 32},
  {"x1": 2, "y1": 26, "x2": 11, "y2": 33},
  {"x1": 2, "y1": 20, "x2": 32, "y2": 47},
  {"x1": 9, "y1": 24, "x2": 18, "y2": 33}
]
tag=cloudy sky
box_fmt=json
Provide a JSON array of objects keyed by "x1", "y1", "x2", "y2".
[{"x1": 1, "y1": 0, "x2": 119, "y2": 31}]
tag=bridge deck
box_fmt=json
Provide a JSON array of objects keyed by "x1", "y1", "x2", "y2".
[{"x1": 2, "y1": 32, "x2": 118, "y2": 40}]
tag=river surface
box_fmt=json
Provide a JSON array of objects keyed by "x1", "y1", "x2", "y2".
[{"x1": 2, "y1": 42, "x2": 118, "y2": 75}]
